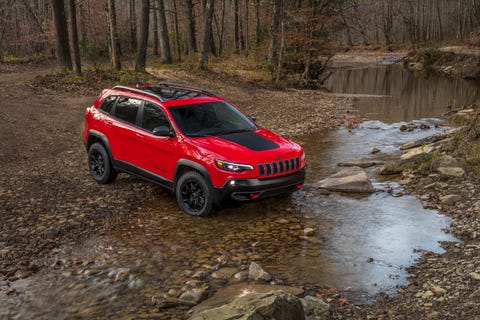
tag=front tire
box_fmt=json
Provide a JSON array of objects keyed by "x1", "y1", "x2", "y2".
[
  {"x1": 176, "y1": 171, "x2": 213, "y2": 216},
  {"x1": 88, "y1": 142, "x2": 117, "y2": 184}
]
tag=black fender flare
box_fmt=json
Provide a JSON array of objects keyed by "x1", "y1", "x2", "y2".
[{"x1": 87, "y1": 130, "x2": 114, "y2": 162}]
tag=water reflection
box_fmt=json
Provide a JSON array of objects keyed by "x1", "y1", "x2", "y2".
[{"x1": 326, "y1": 65, "x2": 480, "y2": 122}]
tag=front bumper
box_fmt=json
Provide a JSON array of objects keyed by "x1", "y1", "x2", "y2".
[{"x1": 215, "y1": 168, "x2": 306, "y2": 202}]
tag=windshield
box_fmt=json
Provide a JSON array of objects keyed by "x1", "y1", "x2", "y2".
[{"x1": 169, "y1": 102, "x2": 258, "y2": 137}]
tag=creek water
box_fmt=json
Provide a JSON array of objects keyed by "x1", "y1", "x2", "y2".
[{"x1": 4, "y1": 65, "x2": 478, "y2": 318}]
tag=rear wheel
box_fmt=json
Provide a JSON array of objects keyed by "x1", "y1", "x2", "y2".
[
  {"x1": 88, "y1": 142, "x2": 117, "y2": 184},
  {"x1": 176, "y1": 171, "x2": 213, "y2": 216}
]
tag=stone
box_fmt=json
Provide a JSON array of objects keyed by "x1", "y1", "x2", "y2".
[
  {"x1": 470, "y1": 272, "x2": 480, "y2": 281},
  {"x1": 248, "y1": 262, "x2": 272, "y2": 282},
  {"x1": 439, "y1": 194, "x2": 463, "y2": 205},
  {"x1": 431, "y1": 285, "x2": 446, "y2": 297},
  {"x1": 303, "y1": 228, "x2": 315, "y2": 236},
  {"x1": 379, "y1": 162, "x2": 403, "y2": 175},
  {"x1": 313, "y1": 167, "x2": 374, "y2": 193},
  {"x1": 179, "y1": 288, "x2": 208, "y2": 306},
  {"x1": 301, "y1": 295, "x2": 330, "y2": 318},
  {"x1": 233, "y1": 271, "x2": 249, "y2": 282},
  {"x1": 400, "y1": 145, "x2": 434, "y2": 161},
  {"x1": 371, "y1": 148, "x2": 381, "y2": 154},
  {"x1": 276, "y1": 218, "x2": 289, "y2": 224},
  {"x1": 337, "y1": 160, "x2": 384, "y2": 168},
  {"x1": 190, "y1": 290, "x2": 305, "y2": 320},
  {"x1": 114, "y1": 268, "x2": 130, "y2": 282},
  {"x1": 421, "y1": 290, "x2": 434, "y2": 299},
  {"x1": 211, "y1": 268, "x2": 238, "y2": 280},
  {"x1": 438, "y1": 167, "x2": 465, "y2": 177}
]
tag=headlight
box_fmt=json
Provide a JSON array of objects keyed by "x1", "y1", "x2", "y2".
[
  {"x1": 301, "y1": 151, "x2": 306, "y2": 161},
  {"x1": 215, "y1": 159, "x2": 253, "y2": 172}
]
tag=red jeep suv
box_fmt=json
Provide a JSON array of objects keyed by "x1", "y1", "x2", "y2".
[{"x1": 83, "y1": 83, "x2": 306, "y2": 216}]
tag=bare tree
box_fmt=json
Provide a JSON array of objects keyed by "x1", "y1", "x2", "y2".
[
  {"x1": 157, "y1": 0, "x2": 172, "y2": 63},
  {"x1": 185, "y1": 0, "x2": 197, "y2": 53},
  {"x1": 135, "y1": 0, "x2": 149, "y2": 71},
  {"x1": 106, "y1": 0, "x2": 121, "y2": 70},
  {"x1": 51, "y1": 0, "x2": 72, "y2": 69},
  {"x1": 268, "y1": 0, "x2": 282, "y2": 79},
  {"x1": 68, "y1": 0, "x2": 81, "y2": 75},
  {"x1": 129, "y1": 0, "x2": 137, "y2": 51},
  {"x1": 199, "y1": 0, "x2": 214, "y2": 69}
]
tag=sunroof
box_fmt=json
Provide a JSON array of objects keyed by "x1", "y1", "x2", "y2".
[{"x1": 144, "y1": 87, "x2": 208, "y2": 100}]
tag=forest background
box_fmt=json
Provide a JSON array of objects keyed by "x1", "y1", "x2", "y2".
[{"x1": 2, "y1": 0, "x2": 480, "y2": 86}]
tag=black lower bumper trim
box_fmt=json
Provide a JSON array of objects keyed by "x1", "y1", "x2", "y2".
[{"x1": 215, "y1": 168, "x2": 306, "y2": 202}]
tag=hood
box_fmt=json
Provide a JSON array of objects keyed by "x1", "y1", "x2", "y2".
[{"x1": 187, "y1": 128, "x2": 301, "y2": 163}]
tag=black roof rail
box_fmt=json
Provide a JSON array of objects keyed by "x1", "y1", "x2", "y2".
[
  {"x1": 112, "y1": 85, "x2": 166, "y2": 102},
  {"x1": 156, "y1": 82, "x2": 218, "y2": 97}
]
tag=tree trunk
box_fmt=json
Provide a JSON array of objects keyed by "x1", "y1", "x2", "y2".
[
  {"x1": 234, "y1": 0, "x2": 240, "y2": 52},
  {"x1": 254, "y1": 0, "x2": 260, "y2": 45},
  {"x1": 199, "y1": 0, "x2": 214, "y2": 69},
  {"x1": 106, "y1": 0, "x2": 121, "y2": 70},
  {"x1": 68, "y1": 0, "x2": 81, "y2": 75},
  {"x1": 172, "y1": 0, "x2": 181, "y2": 61},
  {"x1": 129, "y1": 0, "x2": 137, "y2": 51},
  {"x1": 51, "y1": 0, "x2": 72, "y2": 70},
  {"x1": 135, "y1": 0, "x2": 149, "y2": 72},
  {"x1": 153, "y1": 2, "x2": 159, "y2": 56},
  {"x1": 156, "y1": 0, "x2": 172, "y2": 63},
  {"x1": 185, "y1": 0, "x2": 197, "y2": 53},
  {"x1": 245, "y1": 0, "x2": 249, "y2": 55},
  {"x1": 268, "y1": 0, "x2": 282, "y2": 79}
]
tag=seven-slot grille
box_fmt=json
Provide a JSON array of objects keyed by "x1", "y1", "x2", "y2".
[{"x1": 257, "y1": 157, "x2": 300, "y2": 177}]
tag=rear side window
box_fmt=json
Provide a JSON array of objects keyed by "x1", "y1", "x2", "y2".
[
  {"x1": 99, "y1": 95, "x2": 116, "y2": 114},
  {"x1": 114, "y1": 97, "x2": 141, "y2": 125},
  {"x1": 141, "y1": 102, "x2": 170, "y2": 132}
]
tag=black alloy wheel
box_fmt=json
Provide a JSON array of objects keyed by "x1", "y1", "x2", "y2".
[
  {"x1": 176, "y1": 171, "x2": 213, "y2": 216},
  {"x1": 88, "y1": 142, "x2": 117, "y2": 184}
]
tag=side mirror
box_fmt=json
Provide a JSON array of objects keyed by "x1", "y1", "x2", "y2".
[
  {"x1": 153, "y1": 126, "x2": 175, "y2": 137},
  {"x1": 249, "y1": 114, "x2": 257, "y2": 122}
]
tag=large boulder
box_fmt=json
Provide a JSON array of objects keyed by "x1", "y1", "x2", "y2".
[
  {"x1": 248, "y1": 262, "x2": 272, "y2": 282},
  {"x1": 313, "y1": 167, "x2": 374, "y2": 193},
  {"x1": 190, "y1": 290, "x2": 305, "y2": 320}
]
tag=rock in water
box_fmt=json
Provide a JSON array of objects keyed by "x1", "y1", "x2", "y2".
[
  {"x1": 314, "y1": 167, "x2": 374, "y2": 193},
  {"x1": 248, "y1": 262, "x2": 272, "y2": 282},
  {"x1": 179, "y1": 288, "x2": 208, "y2": 306},
  {"x1": 190, "y1": 290, "x2": 305, "y2": 320}
]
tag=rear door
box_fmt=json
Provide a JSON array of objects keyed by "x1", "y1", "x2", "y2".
[{"x1": 108, "y1": 96, "x2": 142, "y2": 167}]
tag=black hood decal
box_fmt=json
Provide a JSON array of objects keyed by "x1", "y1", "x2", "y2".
[{"x1": 218, "y1": 131, "x2": 279, "y2": 151}]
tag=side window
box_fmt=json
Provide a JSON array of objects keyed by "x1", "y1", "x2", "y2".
[
  {"x1": 99, "y1": 95, "x2": 116, "y2": 114},
  {"x1": 141, "y1": 102, "x2": 170, "y2": 132},
  {"x1": 114, "y1": 97, "x2": 141, "y2": 125}
]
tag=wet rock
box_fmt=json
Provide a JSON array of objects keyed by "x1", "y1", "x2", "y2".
[
  {"x1": 248, "y1": 262, "x2": 272, "y2": 282},
  {"x1": 190, "y1": 290, "x2": 305, "y2": 320},
  {"x1": 439, "y1": 194, "x2": 463, "y2": 205},
  {"x1": 379, "y1": 162, "x2": 403, "y2": 175},
  {"x1": 400, "y1": 123, "x2": 418, "y2": 132},
  {"x1": 211, "y1": 267, "x2": 238, "y2": 280},
  {"x1": 301, "y1": 295, "x2": 330, "y2": 319},
  {"x1": 437, "y1": 166, "x2": 465, "y2": 177},
  {"x1": 276, "y1": 218, "x2": 289, "y2": 224},
  {"x1": 337, "y1": 160, "x2": 384, "y2": 168},
  {"x1": 313, "y1": 167, "x2": 374, "y2": 193},
  {"x1": 421, "y1": 290, "x2": 434, "y2": 299},
  {"x1": 167, "y1": 288, "x2": 179, "y2": 297},
  {"x1": 179, "y1": 288, "x2": 208, "y2": 306},
  {"x1": 303, "y1": 228, "x2": 315, "y2": 236},
  {"x1": 192, "y1": 270, "x2": 207, "y2": 280},
  {"x1": 233, "y1": 271, "x2": 248, "y2": 282},
  {"x1": 371, "y1": 147, "x2": 381, "y2": 154}
]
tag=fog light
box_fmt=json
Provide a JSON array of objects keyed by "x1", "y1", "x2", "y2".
[
  {"x1": 230, "y1": 180, "x2": 236, "y2": 186},
  {"x1": 296, "y1": 184, "x2": 303, "y2": 189}
]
